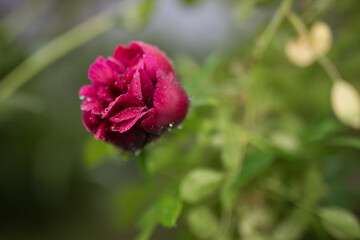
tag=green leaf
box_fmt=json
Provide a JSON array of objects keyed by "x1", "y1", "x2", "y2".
[
  {"x1": 304, "y1": 118, "x2": 344, "y2": 143},
  {"x1": 158, "y1": 190, "x2": 183, "y2": 228},
  {"x1": 180, "y1": 168, "x2": 224, "y2": 203},
  {"x1": 220, "y1": 176, "x2": 238, "y2": 212},
  {"x1": 234, "y1": 150, "x2": 274, "y2": 187},
  {"x1": 136, "y1": 189, "x2": 183, "y2": 240},
  {"x1": 83, "y1": 137, "x2": 118, "y2": 168},
  {"x1": 187, "y1": 206, "x2": 221, "y2": 239},
  {"x1": 273, "y1": 208, "x2": 312, "y2": 240},
  {"x1": 319, "y1": 206, "x2": 360, "y2": 239},
  {"x1": 327, "y1": 137, "x2": 360, "y2": 149},
  {"x1": 136, "y1": 206, "x2": 157, "y2": 240}
]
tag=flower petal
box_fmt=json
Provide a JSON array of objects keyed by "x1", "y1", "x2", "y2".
[
  {"x1": 128, "y1": 70, "x2": 143, "y2": 101},
  {"x1": 132, "y1": 41, "x2": 173, "y2": 75},
  {"x1": 106, "y1": 57, "x2": 126, "y2": 73},
  {"x1": 97, "y1": 86, "x2": 115, "y2": 102},
  {"x1": 88, "y1": 56, "x2": 115, "y2": 85},
  {"x1": 111, "y1": 111, "x2": 148, "y2": 133},
  {"x1": 153, "y1": 72, "x2": 189, "y2": 128},
  {"x1": 139, "y1": 68, "x2": 154, "y2": 107},
  {"x1": 102, "y1": 94, "x2": 143, "y2": 119},
  {"x1": 140, "y1": 108, "x2": 161, "y2": 132},
  {"x1": 82, "y1": 111, "x2": 100, "y2": 134},
  {"x1": 117, "y1": 69, "x2": 136, "y2": 93},
  {"x1": 79, "y1": 85, "x2": 97, "y2": 99},
  {"x1": 94, "y1": 122, "x2": 107, "y2": 140},
  {"x1": 107, "y1": 127, "x2": 148, "y2": 151},
  {"x1": 81, "y1": 99, "x2": 106, "y2": 115},
  {"x1": 143, "y1": 54, "x2": 159, "y2": 82},
  {"x1": 109, "y1": 107, "x2": 147, "y2": 123},
  {"x1": 113, "y1": 43, "x2": 143, "y2": 66}
]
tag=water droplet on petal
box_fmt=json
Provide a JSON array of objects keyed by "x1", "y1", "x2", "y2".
[{"x1": 169, "y1": 122, "x2": 174, "y2": 128}]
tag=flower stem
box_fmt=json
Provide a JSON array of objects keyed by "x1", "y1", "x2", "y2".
[
  {"x1": 252, "y1": 0, "x2": 294, "y2": 60},
  {"x1": 317, "y1": 56, "x2": 342, "y2": 82},
  {"x1": 0, "y1": 12, "x2": 117, "y2": 100}
]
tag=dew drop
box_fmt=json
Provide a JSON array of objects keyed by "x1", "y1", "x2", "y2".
[{"x1": 79, "y1": 96, "x2": 85, "y2": 100}]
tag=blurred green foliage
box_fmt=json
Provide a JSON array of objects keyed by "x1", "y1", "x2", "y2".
[{"x1": 1, "y1": 0, "x2": 360, "y2": 239}]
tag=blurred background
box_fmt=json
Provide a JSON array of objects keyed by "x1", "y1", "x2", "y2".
[{"x1": 0, "y1": 0, "x2": 360, "y2": 239}]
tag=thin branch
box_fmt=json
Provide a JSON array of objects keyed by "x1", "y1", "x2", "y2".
[
  {"x1": 252, "y1": 0, "x2": 294, "y2": 61},
  {"x1": 0, "y1": 11, "x2": 117, "y2": 100}
]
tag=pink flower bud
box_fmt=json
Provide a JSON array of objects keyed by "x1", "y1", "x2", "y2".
[{"x1": 79, "y1": 41, "x2": 189, "y2": 151}]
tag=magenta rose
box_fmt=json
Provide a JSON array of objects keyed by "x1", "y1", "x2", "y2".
[{"x1": 79, "y1": 41, "x2": 189, "y2": 151}]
